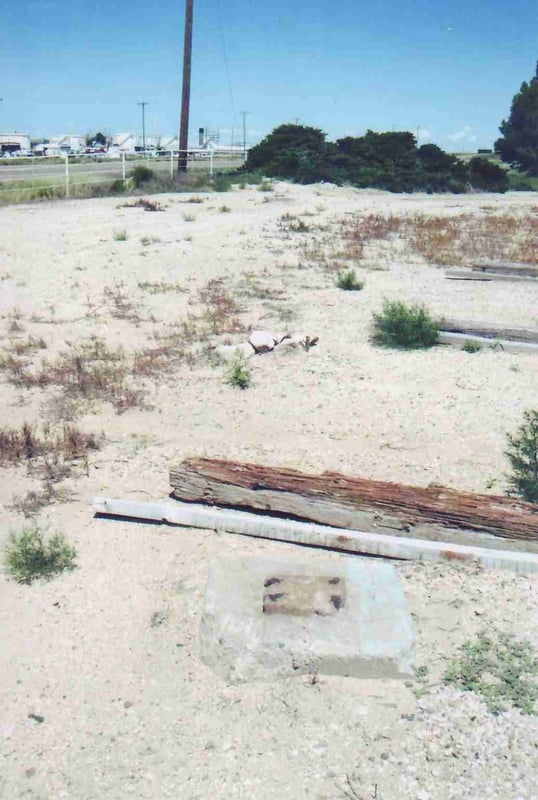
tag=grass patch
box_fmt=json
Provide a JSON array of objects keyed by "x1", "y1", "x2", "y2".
[
  {"x1": 335, "y1": 268, "x2": 364, "y2": 291},
  {"x1": 506, "y1": 409, "x2": 538, "y2": 503},
  {"x1": 444, "y1": 630, "x2": 538, "y2": 715},
  {"x1": 103, "y1": 282, "x2": 143, "y2": 323},
  {"x1": 0, "y1": 422, "x2": 101, "y2": 467},
  {"x1": 137, "y1": 280, "x2": 186, "y2": 294},
  {"x1": 372, "y1": 300, "x2": 439, "y2": 349},
  {"x1": 337, "y1": 212, "x2": 538, "y2": 268},
  {"x1": 5, "y1": 523, "x2": 77, "y2": 584},
  {"x1": 2, "y1": 336, "x2": 144, "y2": 413},
  {"x1": 113, "y1": 230, "x2": 128, "y2": 242},
  {"x1": 198, "y1": 279, "x2": 245, "y2": 335}
]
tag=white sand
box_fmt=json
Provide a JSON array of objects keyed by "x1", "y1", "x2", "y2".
[{"x1": 0, "y1": 184, "x2": 537, "y2": 799}]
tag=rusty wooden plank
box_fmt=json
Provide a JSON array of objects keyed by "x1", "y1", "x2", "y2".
[{"x1": 169, "y1": 458, "x2": 538, "y2": 549}]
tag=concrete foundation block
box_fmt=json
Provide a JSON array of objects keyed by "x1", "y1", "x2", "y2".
[{"x1": 199, "y1": 555, "x2": 415, "y2": 683}]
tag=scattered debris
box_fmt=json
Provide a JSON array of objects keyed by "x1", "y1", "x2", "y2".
[{"x1": 213, "y1": 329, "x2": 318, "y2": 363}]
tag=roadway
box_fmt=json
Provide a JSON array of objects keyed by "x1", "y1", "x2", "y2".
[{"x1": 0, "y1": 155, "x2": 244, "y2": 185}]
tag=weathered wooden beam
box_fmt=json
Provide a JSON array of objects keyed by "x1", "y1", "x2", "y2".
[
  {"x1": 472, "y1": 263, "x2": 538, "y2": 278},
  {"x1": 436, "y1": 318, "x2": 538, "y2": 345},
  {"x1": 169, "y1": 458, "x2": 538, "y2": 551},
  {"x1": 445, "y1": 268, "x2": 538, "y2": 282},
  {"x1": 92, "y1": 496, "x2": 538, "y2": 575},
  {"x1": 437, "y1": 332, "x2": 538, "y2": 354}
]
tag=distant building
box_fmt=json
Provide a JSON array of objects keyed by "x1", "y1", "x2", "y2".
[
  {"x1": 111, "y1": 133, "x2": 137, "y2": 153},
  {"x1": 159, "y1": 135, "x2": 179, "y2": 152},
  {"x1": 0, "y1": 132, "x2": 31, "y2": 154},
  {"x1": 45, "y1": 135, "x2": 85, "y2": 155}
]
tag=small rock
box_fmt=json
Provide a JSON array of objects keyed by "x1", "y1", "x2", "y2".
[
  {"x1": 150, "y1": 610, "x2": 168, "y2": 628},
  {"x1": 27, "y1": 713, "x2": 44, "y2": 724},
  {"x1": 249, "y1": 330, "x2": 276, "y2": 353}
]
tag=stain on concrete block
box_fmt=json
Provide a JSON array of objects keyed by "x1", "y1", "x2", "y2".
[
  {"x1": 262, "y1": 575, "x2": 346, "y2": 617},
  {"x1": 199, "y1": 555, "x2": 415, "y2": 683}
]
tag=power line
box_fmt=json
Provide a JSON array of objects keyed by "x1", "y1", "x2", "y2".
[{"x1": 216, "y1": 0, "x2": 236, "y2": 127}]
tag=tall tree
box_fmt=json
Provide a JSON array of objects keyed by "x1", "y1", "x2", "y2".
[{"x1": 495, "y1": 61, "x2": 538, "y2": 175}]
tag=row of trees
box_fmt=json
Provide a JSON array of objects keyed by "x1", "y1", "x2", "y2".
[
  {"x1": 246, "y1": 59, "x2": 538, "y2": 193},
  {"x1": 246, "y1": 125, "x2": 508, "y2": 193}
]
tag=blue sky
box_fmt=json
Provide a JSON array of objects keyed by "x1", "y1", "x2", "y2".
[{"x1": 2, "y1": 0, "x2": 537, "y2": 150}]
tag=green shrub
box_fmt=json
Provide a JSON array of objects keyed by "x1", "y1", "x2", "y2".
[
  {"x1": 113, "y1": 230, "x2": 127, "y2": 241},
  {"x1": 336, "y1": 269, "x2": 364, "y2": 291},
  {"x1": 5, "y1": 524, "x2": 77, "y2": 584},
  {"x1": 468, "y1": 157, "x2": 509, "y2": 193},
  {"x1": 506, "y1": 410, "x2": 538, "y2": 503},
  {"x1": 462, "y1": 340, "x2": 482, "y2": 353},
  {"x1": 109, "y1": 179, "x2": 126, "y2": 194},
  {"x1": 226, "y1": 358, "x2": 252, "y2": 390},
  {"x1": 131, "y1": 165, "x2": 155, "y2": 188},
  {"x1": 372, "y1": 301, "x2": 438, "y2": 349},
  {"x1": 445, "y1": 630, "x2": 538, "y2": 714},
  {"x1": 212, "y1": 174, "x2": 233, "y2": 192}
]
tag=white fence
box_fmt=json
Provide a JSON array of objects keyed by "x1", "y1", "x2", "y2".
[{"x1": 0, "y1": 150, "x2": 245, "y2": 200}]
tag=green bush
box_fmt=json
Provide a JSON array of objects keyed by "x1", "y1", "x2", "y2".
[
  {"x1": 109, "y1": 179, "x2": 126, "y2": 194},
  {"x1": 226, "y1": 358, "x2": 252, "y2": 390},
  {"x1": 372, "y1": 301, "x2": 439, "y2": 349},
  {"x1": 468, "y1": 157, "x2": 509, "y2": 193},
  {"x1": 5, "y1": 524, "x2": 77, "y2": 584},
  {"x1": 131, "y1": 165, "x2": 155, "y2": 188},
  {"x1": 506, "y1": 410, "x2": 538, "y2": 503},
  {"x1": 462, "y1": 340, "x2": 482, "y2": 353},
  {"x1": 336, "y1": 269, "x2": 364, "y2": 291},
  {"x1": 212, "y1": 174, "x2": 233, "y2": 192},
  {"x1": 416, "y1": 143, "x2": 468, "y2": 193}
]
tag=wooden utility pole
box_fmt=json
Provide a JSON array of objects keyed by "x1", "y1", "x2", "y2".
[
  {"x1": 138, "y1": 102, "x2": 148, "y2": 152},
  {"x1": 240, "y1": 110, "x2": 248, "y2": 160},
  {"x1": 178, "y1": 0, "x2": 194, "y2": 173}
]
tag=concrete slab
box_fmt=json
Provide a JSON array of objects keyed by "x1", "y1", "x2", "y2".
[{"x1": 199, "y1": 555, "x2": 415, "y2": 683}]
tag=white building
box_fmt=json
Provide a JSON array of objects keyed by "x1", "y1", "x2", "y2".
[
  {"x1": 158, "y1": 135, "x2": 179, "y2": 152},
  {"x1": 46, "y1": 135, "x2": 85, "y2": 155},
  {"x1": 0, "y1": 132, "x2": 31, "y2": 154},
  {"x1": 111, "y1": 133, "x2": 137, "y2": 153}
]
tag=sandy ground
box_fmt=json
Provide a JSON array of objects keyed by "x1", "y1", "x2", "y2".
[{"x1": 0, "y1": 183, "x2": 537, "y2": 799}]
